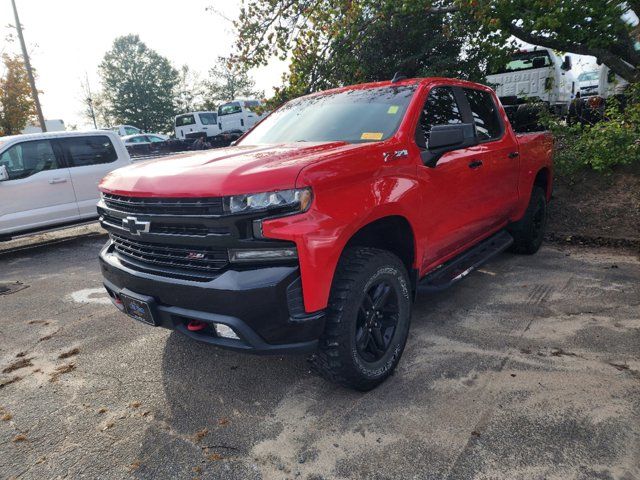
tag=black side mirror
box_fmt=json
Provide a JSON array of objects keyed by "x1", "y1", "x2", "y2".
[
  {"x1": 420, "y1": 123, "x2": 478, "y2": 167},
  {"x1": 561, "y1": 55, "x2": 572, "y2": 71}
]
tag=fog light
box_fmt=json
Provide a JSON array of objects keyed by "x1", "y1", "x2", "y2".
[
  {"x1": 228, "y1": 248, "x2": 298, "y2": 263},
  {"x1": 215, "y1": 323, "x2": 240, "y2": 340}
]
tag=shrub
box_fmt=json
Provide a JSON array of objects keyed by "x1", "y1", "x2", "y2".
[{"x1": 540, "y1": 84, "x2": 640, "y2": 177}]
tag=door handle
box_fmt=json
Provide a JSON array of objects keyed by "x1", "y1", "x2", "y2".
[
  {"x1": 508, "y1": 151, "x2": 519, "y2": 159},
  {"x1": 49, "y1": 178, "x2": 67, "y2": 184},
  {"x1": 468, "y1": 160, "x2": 483, "y2": 169}
]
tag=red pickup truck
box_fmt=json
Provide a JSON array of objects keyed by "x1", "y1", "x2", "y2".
[{"x1": 98, "y1": 77, "x2": 553, "y2": 390}]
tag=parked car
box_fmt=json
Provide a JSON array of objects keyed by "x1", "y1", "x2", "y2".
[
  {"x1": 577, "y1": 70, "x2": 600, "y2": 97},
  {"x1": 0, "y1": 131, "x2": 131, "y2": 240},
  {"x1": 215, "y1": 100, "x2": 265, "y2": 142},
  {"x1": 486, "y1": 46, "x2": 575, "y2": 116},
  {"x1": 110, "y1": 125, "x2": 143, "y2": 137},
  {"x1": 174, "y1": 112, "x2": 218, "y2": 141},
  {"x1": 97, "y1": 77, "x2": 553, "y2": 390},
  {"x1": 122, "y1": 134, "x2": 171, "y2": 156}
]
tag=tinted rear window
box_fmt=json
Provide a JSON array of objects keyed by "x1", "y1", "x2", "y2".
[
  {"x1": 464, "y1": 89, "x2": 502, "y2": 141},
  {"x1": 62, "y1": 136, "x2": 118, "y2": 167},
  {"x1": 218, "y1": 103, "x2": 242, "y2": 116},
  {"x1": 199, "y1": 113, "x2": 217, "y2": 125},
  {"x1": 176, "y1": 114, "x2": 196, "y2": 127}
]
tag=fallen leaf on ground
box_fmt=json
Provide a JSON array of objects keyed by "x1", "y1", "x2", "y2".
[
  {"x1": 2, "y1": 358, "x2": 33, "y2": 374},
  {"x1": 0, "y1": 376, "x2": 22, "y2": 388},
  {"x1": 130, "y1": 401, "x2": 141, "y2": 408},
  {"x1": 207, "y1": 453, "x2": 223, "y2": 461},
  {"x1": 128, "y1": 460, "x2": 141, "y2": 472},
  {"x1": 218, "y1": 418, "x2": 229, "y2": 426},
  {"x1": 58, "y1": 348, "x2": 80, "y2": 359},
  {"x1": 2, "y1": 413, "x2": 13, "y2": 421},
  {"x1": 98, "y1": 407, "x2": 107, "y2": 414},
  {"x1": 194, "y1": 428, "x2": 209, "y2": 442},
  {"x1": 49, "y1": 363, "x2": 76, "y2": 382},
  {"x1": 13, "y1": 434, "x2": 27, "y2": 442}
]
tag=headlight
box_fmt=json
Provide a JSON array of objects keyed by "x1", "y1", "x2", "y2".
[{"x1": 227, "y1": 188, "x2": 312, "y2": 214}]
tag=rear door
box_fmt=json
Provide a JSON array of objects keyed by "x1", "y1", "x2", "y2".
[
  {"x1": 61, "y1": 135, "x2": 125, "y2": 218},
  {"x1": 0, "y1": 139, "x2": 79, "y2": 235},
  {"x1": 462, "y1": 88, "x2": 520, "y2": 227},
  {"x1": 415, "y1": 86, "x2": 490, "y2": 265}
]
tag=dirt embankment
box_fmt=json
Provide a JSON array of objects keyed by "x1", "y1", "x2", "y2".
[{"x1": 547, "y1": 166, "x2": 640, "y2": 250}]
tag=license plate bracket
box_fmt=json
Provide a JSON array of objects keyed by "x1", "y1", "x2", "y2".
[{"x1": 120, "y1": 292, "x2": 157, "y2": 326}]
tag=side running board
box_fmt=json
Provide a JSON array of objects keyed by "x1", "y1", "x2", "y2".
[{"x1": 418, "y1": 230, "x2": 514, "y2": 293}]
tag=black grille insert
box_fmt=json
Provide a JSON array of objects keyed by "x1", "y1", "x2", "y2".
[
  {"x1": 103, "y1": 193, "x2": 224, "y2": 216},
  {"x1": 111, "y1": 233, "x2": 228, "y2": 274}
]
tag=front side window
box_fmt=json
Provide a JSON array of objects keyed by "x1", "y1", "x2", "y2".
[
  {"x1": 240, "y1": 85, "x2": 416, "y2": 144},
  {"x1": 464, "y1": 89, "x2": 502, "y2": 141},
  {"x1": 147, "y1": 135, "x2": 165, "y2": 143},
  {"x1": 175, "y1": 115, "x2": 196, "y2": 127},
  {"x1": 128, "y1": 136, "x2": 148, "y2": 144},
  {"x1": 0, "y1": 140, "x2": 60, "y2": 180},
  {"x1": 417, "y1": 87, "x2": 463, "y2": 145},
  {"x1": 62, "y1": 136, "x2": 117, "y2": 167},
  {"x1": 218, "y1": 103, "x2": 242, "y2": 116}
]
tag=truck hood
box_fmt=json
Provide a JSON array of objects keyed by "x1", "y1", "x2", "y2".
[{"x1": 100, "y1": 142, "x2": 355, "y2": 197}]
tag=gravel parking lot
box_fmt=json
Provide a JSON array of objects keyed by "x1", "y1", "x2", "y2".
[{"x1": 0, "y1": 233, "x2": 639, "y2": 480}]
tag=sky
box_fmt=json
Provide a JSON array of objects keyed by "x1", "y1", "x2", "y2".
[{"x1": 0, "y1": 0, "x2": 288, "y2": 129}]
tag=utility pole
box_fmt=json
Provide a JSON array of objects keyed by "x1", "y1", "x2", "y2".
[
  {"x1": 11, "y1": 0, "x2": 46, "y2": 132},
  {"x1": 84, "y1": 73, "x2": 98, "y2": 129}
]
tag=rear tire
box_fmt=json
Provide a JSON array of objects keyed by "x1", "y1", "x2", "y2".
[
  {"x1": 508, "y1": 186, "x2": 547, "y2": 255},
  {"x1": 311, "y1": 247, "x2": 412, "y2": 391}
]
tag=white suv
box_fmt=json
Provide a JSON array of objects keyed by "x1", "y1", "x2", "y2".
[{"x1": 0, "y1": 131, "x2": 131, "y2": 240}]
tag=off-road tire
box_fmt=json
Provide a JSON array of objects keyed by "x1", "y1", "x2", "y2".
[
  {"x1": 311, "y1": 247, "x2": 412, "y2": 391},
  {"x1": 508, "y1": 186, "x2": 547, "y2": 255}
]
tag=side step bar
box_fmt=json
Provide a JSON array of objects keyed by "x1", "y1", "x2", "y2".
[{"x1": 418, "y1": 230, "x2": 514, "y2": 293}]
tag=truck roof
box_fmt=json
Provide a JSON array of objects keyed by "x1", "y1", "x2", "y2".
[{"x1": 0, "y1": 129, "x2": 119, "y2": 146}]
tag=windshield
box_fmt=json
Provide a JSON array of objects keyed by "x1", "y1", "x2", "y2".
[
  {"x1": 218, "y1": 102, "x2": 242, "y2": 116},
  {"x1": 239, "y1": 85, "x2": 416, "y2": 145},
  {"x1": 492, "y1": 51, "x2": 553, "y2": 74},
  {"x1": 578, "y1": 71, "x2": 599, "y2": 82},
  {"x1": 199, "y1": 113, "x2": 217, "y2": 125}
]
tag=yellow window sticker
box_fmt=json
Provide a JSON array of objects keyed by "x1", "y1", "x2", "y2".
[
  {"x1": 361, "y1": 132, "x2": 384, "y2": 141},
  {"x1": 387, "y1": 105, "x2": 399, "y2": 114}
]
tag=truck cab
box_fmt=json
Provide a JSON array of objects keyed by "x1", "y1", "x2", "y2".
[
  {"x1": 217, "y1": 100, "x2": 264, "y2": 134},
  {"x1": 174, "y1": 111, "x2": 218, "y2": 141},
  {"x1": 486, "y1": 46, "x2": 575, "y2": 116}
]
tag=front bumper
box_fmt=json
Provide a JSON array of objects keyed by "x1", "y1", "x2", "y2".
[{"x1": 99, "y1": 242, "x2": 325, "y2": 354}]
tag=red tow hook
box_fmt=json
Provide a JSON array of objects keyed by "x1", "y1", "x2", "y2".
[{"x1": 187, "y1": 320, "x2": 207, "y2": 332}]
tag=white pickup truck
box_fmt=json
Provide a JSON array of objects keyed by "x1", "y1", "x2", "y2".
[
  {"x1": 0, "y1": 131, "x2": 131, "y2": 241},
  {"x1": 486, "y1": 46, "x2": 576, "y2": 116},
  {"x1": 216, "y1": 100, "x2": 265, "y2": 141}
]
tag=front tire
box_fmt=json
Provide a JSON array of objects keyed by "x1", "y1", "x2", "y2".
[
  {"x1": 509, "y1": 186, "x2": 547, "y2": 254},
  {"x1": 312, "y1": 247, "x2": 412, "y2": 391}
]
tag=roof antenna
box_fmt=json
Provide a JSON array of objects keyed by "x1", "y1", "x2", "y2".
[{"x1": 391, "y1": 72, "x2": 407, "y2": 83}]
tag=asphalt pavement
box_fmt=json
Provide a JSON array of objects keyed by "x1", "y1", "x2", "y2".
[{"x1": 0, "y1": 233, "x2": 639, "y2": 479}]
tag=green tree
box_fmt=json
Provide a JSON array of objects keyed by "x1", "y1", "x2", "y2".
[
  {"x1": 235, "y1": 0, "x2": 639, "y2": 106},
  {"x1": 202, "y1": 56, "x2": 263, "y2": 109},
  {"x1": 99, "y1": 35, "x2": 179, "y2": 132},
  {"x1": 0, "y1": 54, "x2": 37, "y2": 135},
  {"x1": 234, "y1": 0, "x2": 507, "y2": 105}
]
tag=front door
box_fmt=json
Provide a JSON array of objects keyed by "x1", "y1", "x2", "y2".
[
  {"x1": 413, "y1": 86, "x2": 492, "y2": 268},
  {"x1": 0, "y1": 139, "x2": 78, "y2": 235}
]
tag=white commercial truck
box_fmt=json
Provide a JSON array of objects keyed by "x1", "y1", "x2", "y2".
[{"x1": 486, "y1": 46, "x2": 576, "y2": 116}]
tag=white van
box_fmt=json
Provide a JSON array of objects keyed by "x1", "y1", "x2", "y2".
[
  {"x1": 0, "y1": 131, "x2": 131, "y2": 240},
  {"x1": 217, "y1": 100, "x2": 264, "y2": 134},
  {"x1": 486, "y1": 47, "x2": 575, "y2": 115},
  {"x1": 174, "y1": 111, "x2": 218, "y2": 140}
]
